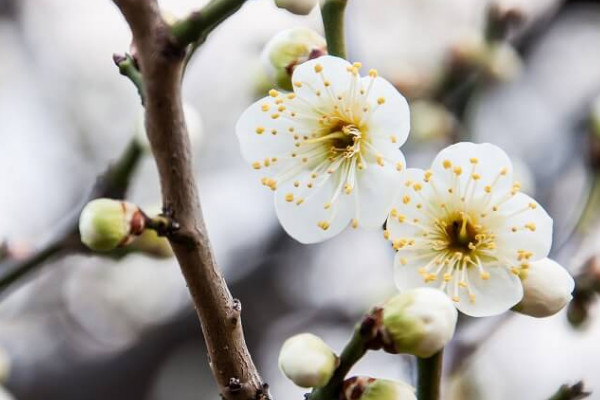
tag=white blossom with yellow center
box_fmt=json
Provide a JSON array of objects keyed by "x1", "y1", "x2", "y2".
[
  {"x1": 387, "y1": 142, "x2": 553, "y2": 317},
  {"x1": 236, "y1": 56, "x2": 410, "y2": 243}
]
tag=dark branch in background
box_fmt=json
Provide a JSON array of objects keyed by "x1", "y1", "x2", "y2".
[
  {"x1": 0, "y1": 139, "x2": 144, "y2": 296},
  {"x1": 320, "y1": 0, "x2": 348, "y2": 59},
  {"x1": 432, "y1": 3, "x2": 525, "y2": 131},
  {"x1": 109, "y1": 0, "x2": 267, "y2": 399},
  {"x1": 567, "y1": 256, "x2": 600, "y2": 327},
  {"x1": 485, "y1": 4, "x2": 524, "y2": 43},
  {"x1": 548, "y1": 381, "x2": 591, "y2": 400}
]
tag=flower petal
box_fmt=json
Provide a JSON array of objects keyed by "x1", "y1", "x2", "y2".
[
  {"x1": 387, "y1": 168, "x2": 439, "y2": 241},
  {"x1": 456, "y1": 266, "x2": 523, "y2": 317},
  {"x1": 236, "y1": 96, "x2": 301, "y2": 163},
  {"x1": 430, "y1": 142, "x2": 514, "y2": 205},
  {"x1": 394, "y1": 249, "x2": 442, "y2": 291},
  {"x1": 494, "y1": 192, "x2": 553, "y2": 262},
  {"x1": 274, "y1": 170, "x2": 353, "y2": 243},
  {"x1": 360, "y1": 75, "x2": 410, "y2": 146},
  {"x1": 355, "y1": 150, "x2": 406, "y2": 228},
  {"x1": 291, "y1": 56, "x2": 353, "y2": 108}
]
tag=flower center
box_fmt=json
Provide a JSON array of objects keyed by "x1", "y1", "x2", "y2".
[
  {"x1": 445, "y1": 212, "x2": 479, "y2": 254},
  {"x1": 332, "y1": 124, "x2": 362, "y2": 158},
  {"x1": 304, "y1": 121, "x2": 365, "y2": 161}
]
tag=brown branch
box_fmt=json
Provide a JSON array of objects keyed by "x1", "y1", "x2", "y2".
[{"x1": 110, "y1": 1, "x2": 268, "y2": 399}]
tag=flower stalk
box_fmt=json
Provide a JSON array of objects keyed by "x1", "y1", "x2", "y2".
[
  {"x1": 320, "y1": 0, "x2": 348, "y2": 59},
  {"x1": 417, "y1": 350, "x2": 443, "y2": 400}
]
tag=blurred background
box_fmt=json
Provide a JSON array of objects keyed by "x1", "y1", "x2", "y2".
[{"x1": 1, "y1": 0, "x2": 600, "y2": 398}]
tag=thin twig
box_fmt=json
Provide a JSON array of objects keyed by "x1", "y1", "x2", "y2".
[
  {"x1": 170, "y1": 0, "x2": 249, "y2": 67},
  {"x1": 0, "y1": 139, "x2": 144, "y2": 296},
  {"x1": 548, "y1": 381, "x2": 591, "y2": 400},
  {"x1": 109, "y1": 0, "x2": 268, "y2": 398},
  {"x1": 171, "y1": 0, "x2": 248, "y2": 48},
  {"x1": 309, "y1": 326, "x2": 368, "y2": 400}
]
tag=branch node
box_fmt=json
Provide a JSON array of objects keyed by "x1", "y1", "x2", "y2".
[
  {"x1": 228, "y1": 377, "x2": 242, "y2": 392},
  {"x1": 227, "y1": 298, "x2": 242, "y2": 324},
  {"x1": 232, "y1": 298, "x2": 242, "y2": 311}
]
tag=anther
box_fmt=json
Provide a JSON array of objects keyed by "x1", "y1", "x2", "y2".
[{"x1": 317, "y1": 220, "x2": 330, "y2": 230}]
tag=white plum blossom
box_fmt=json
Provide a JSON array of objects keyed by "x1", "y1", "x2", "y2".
[
  {"x1": 236, "y1": 56, "x2": 410, "y2": 243},
  {"x1": 387, "y1": 142, "x2": 553, "y2": 317}
]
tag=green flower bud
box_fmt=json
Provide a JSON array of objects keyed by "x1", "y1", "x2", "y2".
[
  {"x1": 278, "y1": 333, "x2": 338, "y2": 388},
  {"x1": 514, "y1": 258, "x2": 574, "y2": 318},
  {"x1": 79, "y1": 199, "x2": 145, "y2": 252},
  {"x1": 380, "y1": 288, "x2": 457, "y2": 358},
  {"x1": 261, "y1": 27, "x2": 326, "y2": 91},
  {"x1": 343, "y1": 377, "x2": 416, "y2": 400},
  {"x1": 275, "y1": 0, "x2": 317, "y2": 15}
]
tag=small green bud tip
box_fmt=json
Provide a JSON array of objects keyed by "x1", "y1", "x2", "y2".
[
  {"x1": 381, "y1": 288, "x2": 457, "y2": 358},
  {"x1": 129, "y1": 229, "x2": 174, "y2": 259},
  {"x1": 261, "y1": 27, "x2": 327, "y2": 91},
  {"x1": 278, "y1": 333, "x2": 338, "y2": 388},
  {"x1": 274, "y1": 0, "x2": 318, "y2": 15},
  {"x1": 343, "y1": 377, "x2": 416, "y2": 400},
  {"x1": 79, "y1": 199, "x2": 145, "y2": 252},
  {"x1": 513, "y1": 258, "x2": 574, "y2": 318}
]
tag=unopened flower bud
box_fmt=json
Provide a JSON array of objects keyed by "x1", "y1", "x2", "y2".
[
  {"x1": 380, "y1": 288, "x2": 457, "y2": 358},
  {"x1": 343, "y1": 377, "x2": 416, "y2": 400},
  {"x1": 261, "y1": 27, "x2": 326, "y2": 90},
  {"x1": 278, "y1": 333, "x2": 338, "y2": 388},
  {"x1": 274, "y1": 0, "x2": 317, "y2": 15},
  {"x1": 79, "y1": 199, "x2": 146, "y2": 252},
  {"x1": 135, "y1": 102, "x2": 203, "y2": 152},
  {"x1": 450, "y1": 34, "x2": 521, "y2": 82},
  {"x1": 514, "y1": 258, "x2": 574, "y2": 318},
  {"x1": 410, "y1": 101, "x2": 456, "y2": 143}
]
